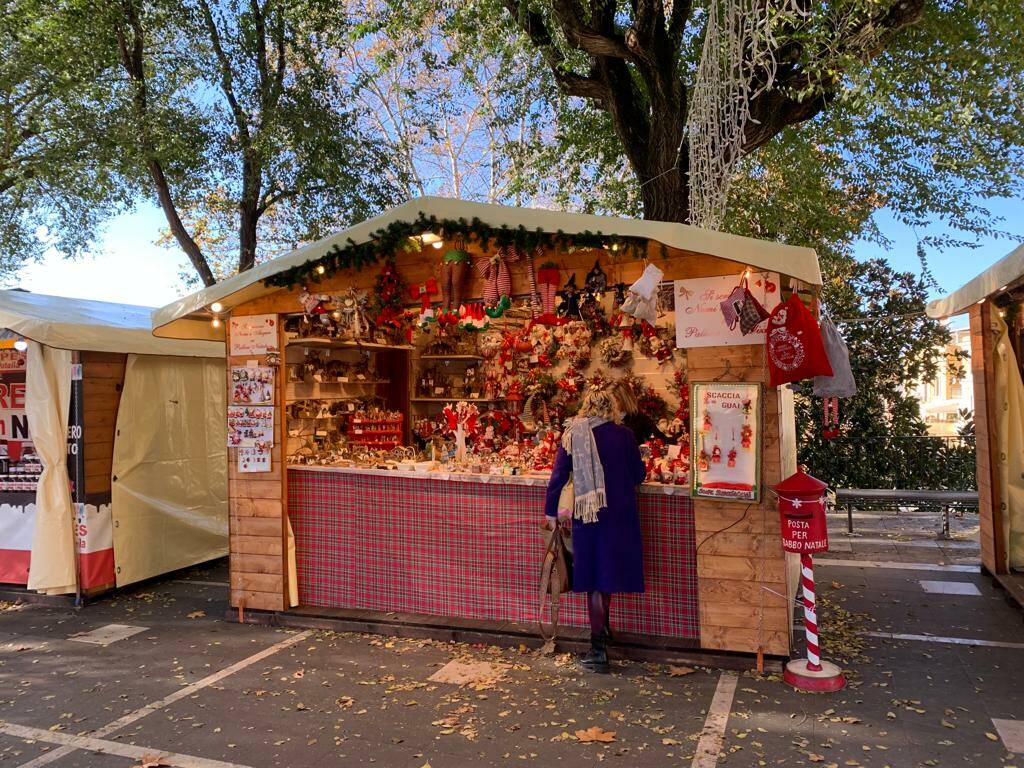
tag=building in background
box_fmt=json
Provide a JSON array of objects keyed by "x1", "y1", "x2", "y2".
[{"x1": 912, "y1": 326, "x2": 973, "y2": 436}]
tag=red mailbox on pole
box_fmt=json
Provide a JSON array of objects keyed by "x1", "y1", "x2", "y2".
[
  {"x1": 774, "y1": 469, "x2": 845, "y2": 693},
  {"x1": 777, "y1": 470, "x2": 829, "y2": 554}
]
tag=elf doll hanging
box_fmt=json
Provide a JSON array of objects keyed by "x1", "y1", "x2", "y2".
[
  {"x1": 536, "y1": 262, "x2": 562, "y2": 325},
  {"x1": 440, "y1": 237, "x2": 471, "y2": 320}
]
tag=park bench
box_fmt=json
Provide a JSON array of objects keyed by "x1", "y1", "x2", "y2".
[{"x1": 834, "y1": 488, "x2": 979, "y2": 539}]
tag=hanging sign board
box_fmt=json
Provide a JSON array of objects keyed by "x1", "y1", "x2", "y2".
[
  {"x1": 237, "y1": 447, "x2": 272, "y2": 473},
  {"x1": 227, "y1": 405, "x2": 274, "y2": 449},
  {"x1": 690, "y1": 382, "x2": 761, "y2": 501},
  {"x1": 229, "y1": 314, "x2": 279, "y2": 356},
  {"x1": 230, "y1": 366, "x2": 275, "y2": 405},
  {"x1": 674, "y1": 273, "x2": 780, "y2": 348}
]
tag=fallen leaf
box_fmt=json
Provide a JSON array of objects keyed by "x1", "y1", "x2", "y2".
[
  {"x1": 985, "y1": 732, "x2": 999, "y2": 741},
  {"x1": 575, "y1": 727, "x2": 616, "y2": 743},
  {"x1": 186, "y1": 611, "x2": 205, "y2": 619},
  {"x1": 662, "y1": 738, "x2": 680, "y2": 746},
  {"x1": 667, "y1": 665, "x2": 695, "y2": 677}
]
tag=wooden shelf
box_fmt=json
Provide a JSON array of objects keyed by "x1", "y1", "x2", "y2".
[
  {"x1": 290, "y1": 379, "x2": 390, "y2": 386},
  {"x1": 286, "y1": 337, "x2": 413, "y2": 351},
  {"x1": 411, "y1": 397, "x2": 498, "y2": 403},
  {"x1": 419, "y1": 354, "x2": 483, "y2": 361}
]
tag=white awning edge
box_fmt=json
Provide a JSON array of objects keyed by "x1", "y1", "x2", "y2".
[
  {"x1": 927, "y1": 244, "x2": 1024, "y2": 319},
  {"x1": 152, "y1": 196, "x2": 821, "y2": 340},
  {"x1": 0, "y1": 290, "x2": 223, "y2": 357}
]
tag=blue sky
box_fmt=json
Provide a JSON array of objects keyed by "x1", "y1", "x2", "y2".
[{"x1": 12, "y1": 196, "x2": 1023, "y2": 316}]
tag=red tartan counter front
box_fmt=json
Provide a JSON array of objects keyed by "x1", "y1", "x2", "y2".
[{"x1": 287, "y1": 467, "x2": 700, "y2": 641}]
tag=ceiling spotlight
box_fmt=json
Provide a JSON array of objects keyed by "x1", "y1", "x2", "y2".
[
  {"x1": 316, "y1": 265, "x2": 326, "y2": 275},
  {"x1": 211, "y1": 317, "x2": 222, "y2": 329},
  {"x1": 432, "y1": 241, "x2": 444, "y2": 249},
  {"x1": 210, "y1": 301, "x2": 224, "y2": 313},
  {"x1": 13, "y1": 339, "x2": 27, "y2": 352},
  {"x1": 420, "y1": 232, "x2": 442, "y2": 245}
]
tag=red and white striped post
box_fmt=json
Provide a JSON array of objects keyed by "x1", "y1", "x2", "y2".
[
  {"x1": 776, "y1": 470, "x2": 846, "y2": 692},
  {"x1": 801, "y1": 553, "x2": 821, "y2": 671}
]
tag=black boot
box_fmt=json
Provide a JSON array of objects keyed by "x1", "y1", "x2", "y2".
[{"x1": 579, "y1": 632, "x2": 610, "y2": 674}]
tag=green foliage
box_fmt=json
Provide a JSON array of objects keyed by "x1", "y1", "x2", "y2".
[
  {"x1": 264, "y1": 212, "x2": 650, "y2": 288},
  {"x1": 795, "y1": 258, "x2": 965, "y2": 488},
  {"x1": 0, "y1": 0, "x2": 135, "y2": 274}
]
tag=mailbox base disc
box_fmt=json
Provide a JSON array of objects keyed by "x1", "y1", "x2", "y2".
[{"x1": 783, "y1": 659, "x2": 846, "y2": 693}]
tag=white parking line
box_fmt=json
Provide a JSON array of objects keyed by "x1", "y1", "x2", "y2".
[
  {"x1": 817, "y1": 559, "x2": 979, "y2": 572},
  {"x1": 15, "y1": 629, "x2": 313, "y2": 768},
  {"x1": 0, "y1": 721, "x2": 250, "y2": 768},
  {"x1": 691, "y1": 672, "x2": 738, "y2": 768},
  {"x1": 919, "y1": 579, "x2": 982, "y2": 596},
  {"x1": 867, "y1": 631, "x2": 1024, "y2": 650}
]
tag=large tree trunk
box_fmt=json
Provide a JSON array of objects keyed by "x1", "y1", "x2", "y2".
[
  {"x1": 238, "y1": 202, "x2": 259, "y2": 274},
  {"x1": 638, "y1": 166, "x2": 689, "y2": 224}
]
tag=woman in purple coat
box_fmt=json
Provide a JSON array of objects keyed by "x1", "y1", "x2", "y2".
[{"x1": 544, "y1": 389, "x2": 647, "y2": 673}]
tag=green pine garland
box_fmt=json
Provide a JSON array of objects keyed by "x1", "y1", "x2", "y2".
[{"x1": 263, "y1": 213, "x2": 656, "y2": 289}]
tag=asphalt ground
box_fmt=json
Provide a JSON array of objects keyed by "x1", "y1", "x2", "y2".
[{"x1": 0, "y1": 519, "x2": 1021, "y2": 768}]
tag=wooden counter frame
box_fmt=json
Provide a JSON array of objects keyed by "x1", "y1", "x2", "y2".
[{"x1": 223, "y1": 237, "x2": 806, "y2": 657}]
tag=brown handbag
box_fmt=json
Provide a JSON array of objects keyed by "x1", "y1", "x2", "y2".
[{"x1": 539, "y1": 520, "x2": 574, "y2": 643}]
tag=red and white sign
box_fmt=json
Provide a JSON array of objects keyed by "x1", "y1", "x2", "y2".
[
  {"x1": 0, "y1": 500, "x2": 34, "y2": 583},
  {"x1": 674, "y1": 273, "x2": 780, "y2": 348},
  {"x1": 229, "y1": 314, "x2": 279, "y2": 356},
  {"x1": 776, "y1": 470, "x2": 829, "y2": 554},
  {"x1": 76, "y1": 502, "x2": 114, "y2": 589},
  {"x1": 0, "y1": 348, "x2": 27, "y2": 372}
]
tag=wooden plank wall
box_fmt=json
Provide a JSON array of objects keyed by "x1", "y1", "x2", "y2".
[
  {"x1": 226, "y1": 319, "x2": 288, "y2": 611},
  {"x1": 970, "y1": 303, "x2": 1005, "y2": 574},
  {"x1": 226, "y1": 242, "x2": 798, "y2": 657},
  {"x1": 688, "y1": 345, "x2": 790, "y2": 656},
  {"x1": 80, "y1": 351, "x2": 126, "y2": 497}
]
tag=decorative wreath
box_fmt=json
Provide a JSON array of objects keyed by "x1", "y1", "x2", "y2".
[{"x1": 598, "y1": 336, "x2": 632, "y2": 367}]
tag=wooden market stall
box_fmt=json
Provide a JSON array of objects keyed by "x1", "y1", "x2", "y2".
[
  {"x1": 0, "y1": 290, "x2": 228, "y2": 600},
  {"x1": 928, "y1": 244, "x2": 1024, "y2": 604},
  {"x1": 153, "y1": 197, "x2": 823, "y2": 662}
]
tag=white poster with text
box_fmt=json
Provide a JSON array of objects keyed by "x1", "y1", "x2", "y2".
[{"x1": 674, "y1": 272, "x2": 780, "y2": 348}]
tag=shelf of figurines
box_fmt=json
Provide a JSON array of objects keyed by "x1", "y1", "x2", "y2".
[{"x1": 286, "y1": 336, "x2": 414, "y2": 351}]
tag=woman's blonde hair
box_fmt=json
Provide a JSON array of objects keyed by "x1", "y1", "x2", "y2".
[
  {"x1": 578, "y1": 388, "x2": 616, "y2": 421},
  {"x1": 612, "y1": 379, "x2": 640, "y2": 416}
]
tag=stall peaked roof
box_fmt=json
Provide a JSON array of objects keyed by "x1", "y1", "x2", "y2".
[
  {"x1": 152, "y1": 196, "x2": 821, "y2": 341},
  {"x1": 0, "y1": 290, "x2": 223, "y2": 357},
  {"x1": 927, "y1": 244, "x2": 1024, "y2": 319}
]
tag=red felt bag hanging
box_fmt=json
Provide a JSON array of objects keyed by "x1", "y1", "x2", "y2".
[{"x1": 766, "y1": 294, "x2": 833, "y2": 387}]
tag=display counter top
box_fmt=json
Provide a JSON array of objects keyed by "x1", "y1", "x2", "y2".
[{"x1": 287, "y1": 463, "x2": 692, "y2": 497}]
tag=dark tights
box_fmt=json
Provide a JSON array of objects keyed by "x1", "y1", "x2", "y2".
[{"x1": 587, "y1": 591, "x2": 612, "y2": 636}]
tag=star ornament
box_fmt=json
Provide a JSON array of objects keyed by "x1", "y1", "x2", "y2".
[{"x1": 790, "y1": 498, "x2": 802, "y2": 509}]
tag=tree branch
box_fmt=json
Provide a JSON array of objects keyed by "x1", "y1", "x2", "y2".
[
  {"x1": 502, "y1": 0, "x2": 609, "y2": 102},
  {"x1": 113, "y1": 0, "x2": 215, "y2": 286},
  {"x1": 196, "y1": 0, "x2": 251, "y2": 145},
  {"x1": 551, "y1": 0, "x2": 635, "y2": 60}
]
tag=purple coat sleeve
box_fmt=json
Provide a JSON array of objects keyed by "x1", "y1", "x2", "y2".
[{"x1": 544, "y1": 446, "x2": 572, "y2": 518}]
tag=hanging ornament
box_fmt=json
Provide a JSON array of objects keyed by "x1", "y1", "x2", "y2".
[
  {"x1": 409, "y1": 277, "x2": 439, "y2": 325},
  {"x1": 727, "y1": 446, "x2": 737, "y2": 468},
  {"x1": 740, "y1": 422, "x2": 753, "y2": 449},
  {"x1": 822, "y1": 396, "x2": 840, "y2": 440},
  {"x1": 620, "y1": 263, "x2": 663, "y2": 325},
  {"x1": 536, "y1": 262, "x2": 561, "y2": 324},
  {"x1": 557, "y1": 273, "x2": 581, "y2": 319},
  {"x1": 711, "y1": 443, "x2": 722, "y2": 464},
  {"x1": 585, "y1": 259, "x2": 608, "y2": 296},
  {"x1": 440, "y1": 240, "x2": 471, "y2": 311}
]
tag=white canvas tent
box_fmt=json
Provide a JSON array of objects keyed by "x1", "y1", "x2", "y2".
[
  {"x1": 0, "y1": 290, "x2": 227, "y2": 597},
  {"x1": 928, "y1": 248, "x2": 1024, "y2": 598}
]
